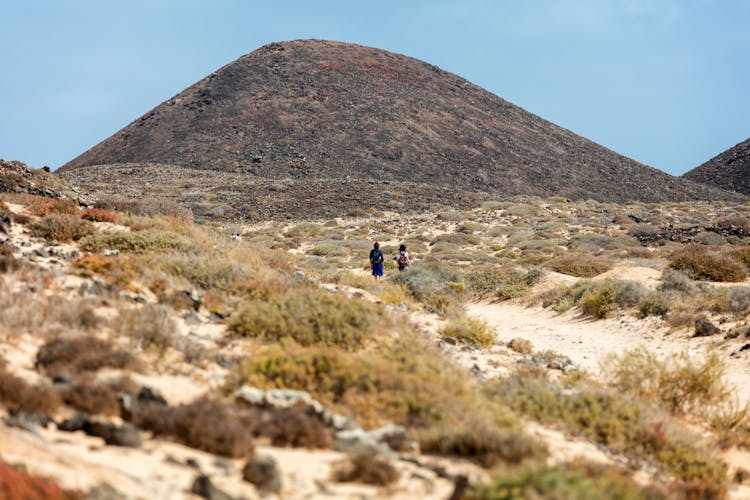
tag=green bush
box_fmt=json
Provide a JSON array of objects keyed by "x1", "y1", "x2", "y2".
[
  {"x1": 669, "y1": 253, "x2": 747, "y2": 282},
  {"x1": 228, "y1": 289, "x2": 380, "y2": 350},
  {"x1": 80, "y1": 230, "x2": 189, "y2": 254},
  {"x1": 29, "y1": 215, "x2": 96, "y2": 242}
]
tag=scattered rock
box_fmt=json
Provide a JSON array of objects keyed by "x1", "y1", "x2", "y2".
[
  {"x1": 694, "y1": 318, "x2": 721, "y2": 337},
  {"x1": 335, "y1": 424, "x2": 410, "y2": 454},
  {"x1": 58, "y1": 414, "x2": 142, "y2": 447},
  {"x1": 191, "y1": 474, "x2": 235, "y2": 500},
  {"x1": 242, "y1": 455, "x2": 282, "y2": 495},
  {"x1": 86, "y1": 482, "x2": 125, "y2": 500}
]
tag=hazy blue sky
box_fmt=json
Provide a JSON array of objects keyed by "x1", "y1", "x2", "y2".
[{"x1": 1, "y1": 0, "x2": 748, "y2": 175}]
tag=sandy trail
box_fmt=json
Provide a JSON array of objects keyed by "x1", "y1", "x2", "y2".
[{"x1": 468, "y1": 302, "x2": 750, "y2": 406}]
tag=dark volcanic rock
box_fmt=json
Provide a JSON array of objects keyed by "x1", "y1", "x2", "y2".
[
  {"x1": 684, "y1": 137, "x2": 750, "y2": 194},
  {"x1": 0, "y1": 158, "x2": 75, "y2": 198},
  {"x1": 58, "y1": 40, "x2": 741, "y2": 219}
]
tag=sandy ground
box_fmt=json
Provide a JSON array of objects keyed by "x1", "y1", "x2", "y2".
[{"x1": 467, "y1": 301, "x2": 750, "y2": 406}]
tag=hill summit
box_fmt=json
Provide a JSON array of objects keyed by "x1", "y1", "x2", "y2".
[
  {"x1": 60, "y1": 40, "x2": 740, "y2": 217},
  {"x1": 683, "y1": 137, "x2": 750, "y2": 194}
]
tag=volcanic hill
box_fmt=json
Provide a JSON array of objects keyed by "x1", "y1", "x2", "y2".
[
  {"x1": 59, "y1": 40, "x2": 741, "y2": 219},
  {"x1": 683, "y1": 137, "x2": 750, "y2": 194}
]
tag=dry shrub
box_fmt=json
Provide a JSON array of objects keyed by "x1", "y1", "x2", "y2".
[
  {"x1": 235, "y1": 276, "x2": 291, "y2": 300},
  {"x1": 439, "y1": 317, "x2": 496, "y2": 348},
  {"x1": 0, "y1": 460, "x2": 81, "y2": 500},
  {"x1": 26, "y1": 197, "x2": 78, "y2": 217},
  {"x1": 468, "y1": 463, "x2": 668, "y2": 500},
  {"x1": 466, "y1": 265, "x2": 543, "y2": 301},
  {"x1": 29, "y1": 215, "x2": 96, "y2": 242},
  {"x1": 486, "y1": 372, "x2": 726, "y2": 483},
  {"x1": 726, "y1": 286, "x2": 750, "y2": 314},
  {"x1": 604, "y1": 348, "x2": 740, "y2": 417},
  {"x1": 669, "y1": 249, "x2": 747, "y2": 282},
  {"x1": 0, "y1": 246, "x2": 20, "y2": 273},
  {"x1": 154, "y1": 254, "x2": 252, "y2": 292},
  {"x1": 72, "y1": 254, "x2": 136, "y2": 288},
  {"x1": 430, "y1": 232, "x2": 480, "y2": 247},
  {"x1": 116, "y1": 304, "x2": 175, "y2": 353},
  {"x1": 390, "y1": 263, "x2": 464, "y2": 316},
  {"x1": 659, "y1": 269, "x2": 699, "y2": 295},
  {"x1": 245, "y1": 404, "x2": 334, "y2": 448},
  {"x1": 59, "y1": 382, "x2": 120, "y2": 416},
  {"x1": 135, "y1": 398, "x2": 254, "y2": 457},
  {"x1": 546, "y1": 253, "x2": 613, "y2": 278},
  {"x1": 130, "y1": 197, "x2": 193, "y2": 222},
  {"x1": 419, "y1": 419, "x2": 544, "y2": 468},
  {"x1": 0, "y1": 371, "x2": 62, "y2": 414},
  {"x1": 93, "y1": 197, "x2": 138, "y2": 212},
  {"x1": 332, "y1": 452, "x2": 400, "y2": 485},
  {"x1": 729, "y1": 246, "x2": 750, "y2": 269},
  {"x1": 35, "y1": 335, "x2": 141, "y2": 375},
  {"x1": 508, "y1": 338, "x2": 533, "y2": 354},
  {"x1": 236, "y1": 333, "x2": 488, "y2": 429},
  {"x1": 228, "y1": 289, "x2": 380, "y2": 350},
  {"x1": 79, "y1": 207, "x2": 119, "y2": 223},
  {"x1": 79, "y1": 229, "x2": 188, "y2": 254}
]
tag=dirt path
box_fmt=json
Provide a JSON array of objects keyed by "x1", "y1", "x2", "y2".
[{"x1": 468, "y1": 301, "x2": 750, "y2": 406}]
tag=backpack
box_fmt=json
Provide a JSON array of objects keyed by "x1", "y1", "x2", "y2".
[
  {"x1": 371, "y1": 250, "x2": 383, "y2": 264},
  {"x1": 397, "y1": 251, "x2": 408, "y2": 266}
]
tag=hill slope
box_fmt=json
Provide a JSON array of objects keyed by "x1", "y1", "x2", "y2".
[
  {"x1": 683, "y1": 137, "x2": 750, "y2": 194},
  {"x1": 59, "y1": 40, "x2": 741, "y2": 217}
]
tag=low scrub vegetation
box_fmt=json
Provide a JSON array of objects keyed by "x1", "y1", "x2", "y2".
[
  {"x1": 79, "y1": 207, "x2": 119, "y2": 223},
  {"x1": 26, "y1": 197, "x2": 78, "y2": 217},
  {"x1": 0, "y1": 370, "x2": 62, "y2": 414},
  {"x1": 419, "y1": 418, "x2": 545, "y2": 468},
  {"x1": 134, "y1": 398, "x2": 254, "y2": 457},
  {"x1": 485, "y1": 371, "x2": 727, "y2": 484},
  {"x1": 439, "y1": 317, "x2": 496, "y2": 348},
  {"x1": 546, "y1": 253, "x2": 613, "y2": 278},
  {"x1": 468, "y1": 463, "x2": 669, "y2": 500},
  {"x1": 332, "y1": 452, "x2": 400, "y2": 485},
  {"x1": 228, "y1": 288, "x2": 381, "y2": 350},
  {"x1": 29, "y1": 215, "x2": 96, "y2": 242},
  {"x1": 79, "y1": 229, "x2": 189, "y2": 254},
  {"x1": 36, "y1": 335, "x2": 142, "y2": 375},
  {"x1": 669, "y1": 248, "x2": 747, "y2": 282}
]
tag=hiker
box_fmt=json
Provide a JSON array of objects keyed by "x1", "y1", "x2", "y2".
[
  {"x1": 394, "y1": 244, "x2": 411, "y2": 271},
  {"x1": 369, "y1": 242, "x2": 384, "y2": 279}
]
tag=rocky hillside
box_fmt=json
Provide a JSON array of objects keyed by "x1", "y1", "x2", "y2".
[
  {"x1": 1, "y1": 159, "x2": 76, "y2": 199},
  {"x1": 59, "y1": 40, "x2": 742, "y2": 218},
  {"x1": 683, "y1": 137, "x2": 750, "y2": 194}
]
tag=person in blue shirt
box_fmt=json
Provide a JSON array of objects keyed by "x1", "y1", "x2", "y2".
[{"x1": 369, "y1": 242, "x2": 384, "y2": 279}]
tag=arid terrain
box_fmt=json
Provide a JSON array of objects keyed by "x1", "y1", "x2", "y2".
[
  {"x1": 684, "y1": 136, "x2": 750, "y2": 195},
  {"x1": 4, "y1": 160, "x2": 750, "y2": 498},
  {"x1": 58, "y1": 39, "x2": 743, "y2": 220}
]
